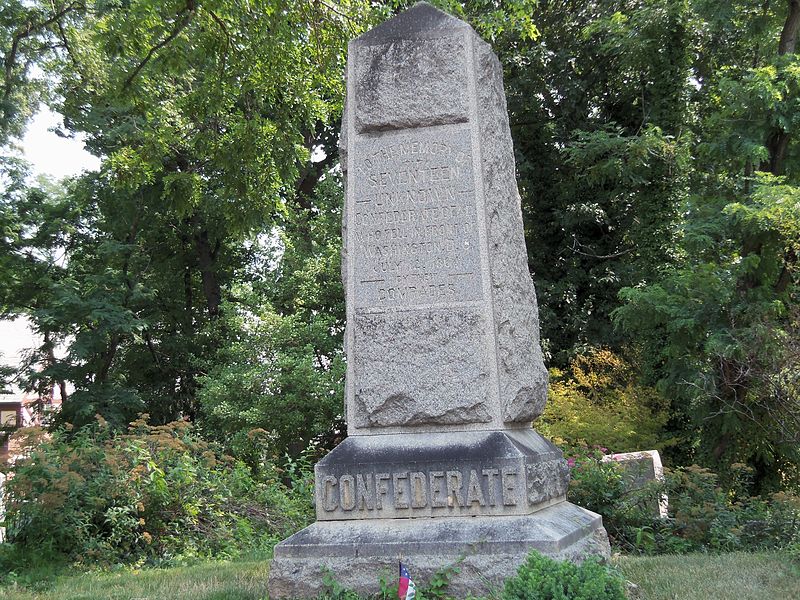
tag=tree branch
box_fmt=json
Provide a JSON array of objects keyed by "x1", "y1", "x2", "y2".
[
  {"x1": 567, "y1": 235, "x2": 632, "y2": 259},
  {"x1": 205, "y1": 7, "x2": 230, "y2": 76},
  {"x1": 123, "y1": 0, "x2": 196, "y2": 89},
  {"x1": 779, "y1": 0, "x2": 800, "y2": 54},
  {"x1": 2, "y1": 1, "x2": 83, "y2": 103}
]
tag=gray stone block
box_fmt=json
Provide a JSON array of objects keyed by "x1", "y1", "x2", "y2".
[
  {"x1": 266, "y1": 4, "x2": 610, "y2": 596},
  {"x1": 352, "y1": 309, "x2": 491, "y2": 428},
  {"x1": 314, "y1": 430, "x2": 568, "y2": 520},
  {"x1": 473, "y1": 37, "x2": 549, "y2": 423},
  {"x1": 343, "y1": 1, "x2": 548, "y2": 433},
  {"x1": 354, "y1": 36, "x2": 468, "y2": 133},
  {"x1": 603, "y1": 450, "x2": 669, "y2": 518},
  {"x1": 268, "y1": 503, "x2": 611, "y2": 599}
]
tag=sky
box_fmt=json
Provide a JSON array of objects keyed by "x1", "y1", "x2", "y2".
[
  {"x1": 21, "y1": 109, "x2": 101, "y2": 179},
  {"x1": 1, "y1": 107, "x2": 99, "y2": 386}
]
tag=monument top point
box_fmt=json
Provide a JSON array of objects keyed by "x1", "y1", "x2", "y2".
[{"x1": 355, "y1": 2, "x2": 469, "y2": 43}]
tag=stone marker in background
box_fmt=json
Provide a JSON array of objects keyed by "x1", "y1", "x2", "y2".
[
  {"x1": 267, "y1": 4, "x2": 610, "y2": 597},
  {"x1": 603, "y1": 450, "x2": 669, "y2": 518}
]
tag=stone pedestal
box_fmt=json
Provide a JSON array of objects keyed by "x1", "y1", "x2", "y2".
[
  {"x1": 269, "y1": 505, "x2": 610, "y2": 598},
  {"x1": 267, "y1": 4, "x2": 609, "y2": 597}
]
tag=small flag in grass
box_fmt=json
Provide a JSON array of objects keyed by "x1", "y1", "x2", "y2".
[{"x1": 398, "y1": 562, "x2": 416, "y2": 600}]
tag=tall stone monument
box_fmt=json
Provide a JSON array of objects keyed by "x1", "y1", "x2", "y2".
[{"x1": 268, "y1": 4, "x2": 610, "y2": 597}]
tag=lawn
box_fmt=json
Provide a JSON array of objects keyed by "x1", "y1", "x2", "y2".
[
  {"x1": 615, "y1": 551, "x2": 800, "y2": 600},
  {"x1": 0, "y1": 559, "x2": 271, "y2": 600},
  {"x1": 0, "y1": 551, "x2": 795, "y2": 599}
]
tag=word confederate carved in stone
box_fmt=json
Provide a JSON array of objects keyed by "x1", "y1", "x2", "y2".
[{"x1": 319, "y1": 467, "x2": 519, "y2": 513}]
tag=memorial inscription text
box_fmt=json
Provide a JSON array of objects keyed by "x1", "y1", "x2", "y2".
[{"x1": 353, "y1": 126, "x2": 483, "y2": 309}]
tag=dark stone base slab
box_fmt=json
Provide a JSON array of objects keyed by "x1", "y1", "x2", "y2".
[
  {"x1": 267, "y1": 502, "x2": 610, "y2": 598},
  {"x1": 314, "y1": 429, "x2": 569, "y2": 520}
]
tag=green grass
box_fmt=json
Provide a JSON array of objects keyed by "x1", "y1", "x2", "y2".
[
  {"x1": 0, "y1": 552, "x2": 796, "y2": 599},
  {"x1": 615, "y1": 551, "x2": 800, "y2": 600},
  {"x1": 0, "y1": 559, "x2": 270, "y2": 600}
]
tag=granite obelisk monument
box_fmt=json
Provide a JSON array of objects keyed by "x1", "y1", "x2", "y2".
[{"x1": 268, "y1": 4, "x2": 610, "y2": 596}]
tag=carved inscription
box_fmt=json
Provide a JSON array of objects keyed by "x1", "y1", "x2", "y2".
[
  {"x1": 321, "y1": 466, "x2": 520, "y2": 515},
  {"x1": 352, "y1": 126, "x2": 483, "y2": 309}
]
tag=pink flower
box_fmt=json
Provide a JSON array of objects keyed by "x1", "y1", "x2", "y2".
[{"x1": 567, "y1": 458, "x2": 576, "y2": 468}]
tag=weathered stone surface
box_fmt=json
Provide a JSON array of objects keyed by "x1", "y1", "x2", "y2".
[
  {"x1": 314, "y1": 430, "x2": 567, "y2": 520},
  {"x1": 526, "y1": 459, "x2": 571, "y2": 506},
  {"x1": 268, "y1": 503, "x2": 611, "y2": 599},
  {"x1": 355, "y1": 36, "x2": 468, "y2": 133},
  {"x1": 473, "y1": 39, "x2": 549, "y2": 423},
  {"x1": 353, "y1": 309, "x2": 491, "y2": 428},
  {"x1": 350, "y1": 124, "x2": 481, "y2": 310},
  {"x1": 343, "y1": 1, "x2": 548, "y2": 433},
  {"x1": 603, "y1": 450, "x2": 669, "y2": 518}
]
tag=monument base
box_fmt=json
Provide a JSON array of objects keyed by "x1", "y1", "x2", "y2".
[{"x1": 267, "y1": 502, "x2": 610, "y2": 598}]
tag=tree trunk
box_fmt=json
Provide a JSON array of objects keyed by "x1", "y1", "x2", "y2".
[
  {"x1": 761, "y1": 1, "x2": 800, "y2": 174},
  {"x1": 779, "y1": 0, "x2": 800, "y2": 54},
  {"x1": 765, "y1": 127, "x2": 791, "y2": 175},
  {"x1": 195, "y1": 227, "x2": 222, "y2": 318}
]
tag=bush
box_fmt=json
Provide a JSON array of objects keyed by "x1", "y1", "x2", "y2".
[
  {"x1": 564, "y1": 448, "x2": 800, "y2": 555},
  {"x1": 501, "y1": 551, "x2": 626, "y2": 600},
  {"x1": 0, "y1": 415, "x2": 314, "y2": 569},
  {"x1": 663, "y1": 464, "x2": 800, "y2": 553},
  {"x1": 564, "y1": 443, "x2": 663, "y2": 553},
  {"x1": 540, "y1": 349, "x2": 669, "y2": 453}
]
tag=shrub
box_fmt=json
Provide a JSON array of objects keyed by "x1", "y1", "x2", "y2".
[
  {"x1": 563, "y1": 448, "x2": 800, "y2": 555},
  {"x1": 501, "y1": 551, "x2": 626, "y2": 600},
  {"x1": 564, "y1": 443, "x2": 663, "y2": 553},
  {"x1": 540, "y1": 349, "x2": 669, "y2": 453},
  {"x1": 0, "y1": 415, "x2": 314, "y2": 569},
  {"x1": 663, "y1": 464, "x2": 800, "y2": 553}
]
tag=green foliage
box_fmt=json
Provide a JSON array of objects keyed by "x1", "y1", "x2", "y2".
[
  {"x1": 662, "y1": 464, "x2": 800, "y2": 553},
  {"x1": 317, "y1": 556, "x2": 465, "y2": 600},
  {"x1": 0, "y1": 1, "x2": 366, "y2": 435},
  {"x1": 497, "y1": 0, "x2": 693, "y2": 364},
  {"x1": 614, "y1": 176, "x2": 800, "y2": 488},
  {"x1": 197, "y1": 176, "x2": 346, "y2": 461},
  {"x1": 0, "y1": 0, "x2": 798, "y2": 570},
  {"x1": 565, "y1": 449, "x2": 800, "y2": 554},
  {"x1": 0, "y1": 416, "x2": 313, "y2": 569},
  {"x1": 540, "y1": 349, "x2": 670, "y2": 452},
  {"x1": 610, "y1": 0, "x2": 800, "y2": 489},
  {"x1": 501, "y1": 551, "x2": 626, "y2": 600},
  {"x1": 197, "y1": 304, "x2": 345, "y2": 462}
]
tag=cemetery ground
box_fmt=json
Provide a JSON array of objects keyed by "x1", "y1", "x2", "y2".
[{"x1": 0, "y1": 551, "x2": 796, "y2": 599}]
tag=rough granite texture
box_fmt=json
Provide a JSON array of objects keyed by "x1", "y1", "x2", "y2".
[
  {"x1": 267, "y1": 5, "x2": 611, "y2": 596},
  {"x1": 268, "y1": 505, "x2": 611, "y2": 599},
  {"x1": 603, "y1": 450, "x2": 669, "y2": 518},
  {"x1": 314, "y1": 430, "x2": 569, "y2": 520},
  {"x1": 353, "y1": 309, "x2": 490, "y2": 428},
  {"x1": 473, "y1": 38, "x2": 549, "y2": 423},
  {"x1": 526, "y1": 460, "x2": 571, "y2": 506},
  {"x1": 355, "y1": 36, "x2": 468, "y2": 133}
]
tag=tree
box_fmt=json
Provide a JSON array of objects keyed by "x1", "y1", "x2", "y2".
[
  {"x1": 0, "y1": 0, "x2": 370, "y2": 433},
  {"x1": 614, "y1": 0, "x2": 800, "y2": 489},
  {"x1": 492, "y1": 0, "x2": 694, "y2": 364}
]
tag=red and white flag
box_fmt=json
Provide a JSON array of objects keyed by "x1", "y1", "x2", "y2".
[{"x1": 398, "y1": 562, "x2": 416, "y2": 600}]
